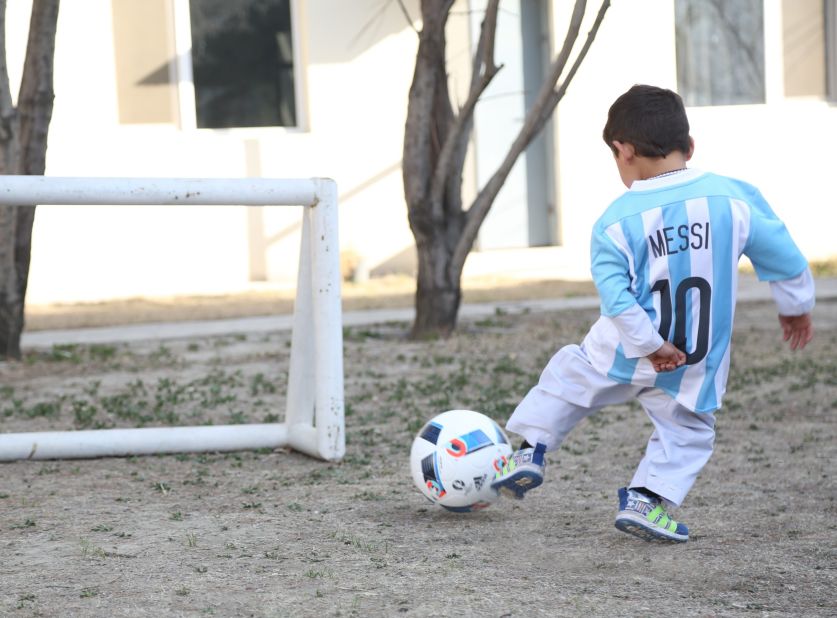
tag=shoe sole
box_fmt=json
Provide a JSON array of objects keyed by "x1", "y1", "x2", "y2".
[
  {"x1": 614, "y1": 515, "x2": 688, "y2": 543},
  {"x1": 491, "y1": 470, "x2": 543, "y2": 500}
]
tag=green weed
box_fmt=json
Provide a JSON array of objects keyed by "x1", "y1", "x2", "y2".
[
  {"x1": 80, "y1": 538, "x2": 106, "y2": 558},
  {"x1": 15, "y1": 593, "x2": 35, "y2": 609}
]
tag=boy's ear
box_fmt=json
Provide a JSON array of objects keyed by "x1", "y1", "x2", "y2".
[
  {"x1": 612, "y1": 140, "x2": 635, "y2": 161},
  {"x1": 685, "y1": 137, "x2": 695, "y2": 161}
]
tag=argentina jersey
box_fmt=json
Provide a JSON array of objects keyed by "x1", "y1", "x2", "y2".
[{"x1": 583, "y1": 169, "x2": 809, "y2": 412}]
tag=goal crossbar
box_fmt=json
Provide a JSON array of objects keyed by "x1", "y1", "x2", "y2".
[{"x1": 0, "y1": 176, "x2": 345, "y2": 462}]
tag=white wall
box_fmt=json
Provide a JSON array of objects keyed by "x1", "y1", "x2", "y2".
[
  {"x1": 8, "y1": 0, "x2": 837, "y2": 305},
  {"x1": 18, "y1": 0, "x2": 421, "y2": 304},
  {"x1": 555, "y1": 0, "x2": 681, "y2": 276},
  {"x1": 552, "y1": 0, "x2": 836, "y2": 273},
  {"x1": 466, "y1": 0, "x2": 836, "y2": 281},
  {"x1": 463, "y1": 0, "x2": 677, "y2": 280}
]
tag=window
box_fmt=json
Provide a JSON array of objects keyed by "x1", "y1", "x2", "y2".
[
  {"x1": 188, "y1": 0, "x2": 298, "y2": 128},
  {"x1": 111, "y1": 0, "x2": 300, "y2": 129},
  {"x1": 675, "y1": 0, "x2": 765, "y2": 106}
]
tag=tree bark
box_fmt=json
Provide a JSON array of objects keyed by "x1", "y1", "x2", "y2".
[
  {"x1": 404, "y1": 0, "x2": 464, "y2": 338},
  {"x1": 0, "y1": 0, "x2": 59, "y2": 359}
]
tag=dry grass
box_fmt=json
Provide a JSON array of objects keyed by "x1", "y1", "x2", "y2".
[{"x1": 2, "y1": 299, "x2": 835, "y2": 616}]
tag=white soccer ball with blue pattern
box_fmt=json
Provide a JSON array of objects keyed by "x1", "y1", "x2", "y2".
[{"x1": 410, "y1": 409, "x2": 513, "y2": 512}]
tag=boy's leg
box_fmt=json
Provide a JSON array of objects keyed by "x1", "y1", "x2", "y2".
[
  {"x1": 614, "y1": 388, "x2": 715, "y2": 543},
  {"x1": 630, "y1": 388, "x2": 716, "y2": 507},
  {"x1": 505, "y1": 344, "x2": 639, "y2": 450},
  {"x1": 492, "y1": 388, "x2": 596, "y2": 499},
  {"x1": 494, "y1": 344, "x2": 639, "y2": 498},
  {"x1": 504, "y1": 386, "x2": 601, "y2": 453}
]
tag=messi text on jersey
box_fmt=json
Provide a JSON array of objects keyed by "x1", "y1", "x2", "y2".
[{"x1": 648, "y1": 222, "x2": 710, "y2": 259}]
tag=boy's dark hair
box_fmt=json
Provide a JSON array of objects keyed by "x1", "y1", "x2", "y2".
[{"x1": 603, "y1": 85, "x2": 691, "y2": 158}]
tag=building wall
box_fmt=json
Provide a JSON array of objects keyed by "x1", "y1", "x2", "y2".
[
  {"x1": 465, "y1": 0, "x2": 837, "y2": 280},
  {"x1": 6, "y1": 0, "x2": 836, "y2": 304},
  {"x1": 17, "y1": 0, "x2": 422, "y2": 304}
]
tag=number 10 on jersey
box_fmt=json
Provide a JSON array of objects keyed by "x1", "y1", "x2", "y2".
[{"x1": 651, "y1": 277, "x2": 711, "y2": 365}]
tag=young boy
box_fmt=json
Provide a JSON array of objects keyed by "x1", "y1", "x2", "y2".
[{"x1": 491, "y1": 84, "x2": 815, "y2": 543}]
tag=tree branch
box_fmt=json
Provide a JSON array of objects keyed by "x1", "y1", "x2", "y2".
[
  {"x1": 428, "y1": 0, "x2": 501, "y2": 213},
  {"x1": 0, "y1": 0, "x2": 19, "y2": 326},
  {"x1": 534, "y1": 0, "x2": 610, "y2": 135},
  {"x1": 451, "y1": 0, "x2": 610, "y2": 276},
  {"x1": 18, "y1": 0, "x2": 60, "y2": 175},
  {"x1": 0, "y1": 0, "x2": 20, "y2": 172},
  {"x1": 394, "y1": 0, "x2": 418, "y2": 33}
]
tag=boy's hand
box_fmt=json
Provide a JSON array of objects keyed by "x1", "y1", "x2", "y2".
[
  {"x1": 647, "y1": 341, "x2": 686, "y2": 373},
  {"x1": 779, "y1": 313, "x2": 813, "y2": 350}
]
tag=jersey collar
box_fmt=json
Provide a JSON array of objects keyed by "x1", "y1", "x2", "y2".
[{"x1": 629, "y1": 168, "x2": 705, "y2": 191}]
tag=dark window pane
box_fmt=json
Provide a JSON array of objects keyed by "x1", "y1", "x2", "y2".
[
  {"x1": 189, "y1": 0, "x2": 296, "y2": 128},
  {"x1": 675, "y1": 0, "x2": 765, "y2": 106}
]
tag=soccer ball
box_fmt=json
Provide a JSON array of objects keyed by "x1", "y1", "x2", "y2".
[{"x1": 410, "y1": 409, "x2": 513, "y2": 512}]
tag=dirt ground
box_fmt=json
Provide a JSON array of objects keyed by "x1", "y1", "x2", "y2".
[{"x1": 1, "y1": 291, "x2": 835, "y2": 617}]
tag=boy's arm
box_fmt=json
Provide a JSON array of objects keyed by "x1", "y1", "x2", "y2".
[
  {"x1": 741, "y1": 187, "x2": 815, "y2": 351},
  {"x1": 769, "y1": 268, "x2": 815, "y2": 316},
  {"x1": 610, "y1": 306, "x2": 685, "y2": 371},
  {"x1": 647, "y1": 341, "x2": 687, "y2": 372},
  {"x1": 771, "y1": 268, "x2": 815, "y2": 350},
  {"x1": 591, "y1": 224, "x2": 679, "y2": 370},
  {"x1": 778, "y1": 314, "x2": 813, "y2": 350},
  {"x1": 609, "y1": 304, "x2": 665, "y2": 357}
]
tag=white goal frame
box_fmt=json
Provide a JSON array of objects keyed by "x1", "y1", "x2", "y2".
[{"x1": 0, "y1": 176, "x2": 344, "y2": 462}]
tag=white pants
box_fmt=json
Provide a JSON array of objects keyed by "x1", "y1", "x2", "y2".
[{"x1": 506, "y1": 344, "x2": 715, "y2": 506}]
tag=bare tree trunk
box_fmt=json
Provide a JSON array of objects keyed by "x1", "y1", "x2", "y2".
[
  {"x1": 0, "y1": 0, "x2": 23, "y2": 357},
  {"x1": 403, "y1": 0, "x2": 463, "y2": 338},
  {"x1": 404, "y1": 0, "x2": 609, "y2": 339},
  {"x1": 0, "y1": 0, "x2": 59, "y2": 359}
]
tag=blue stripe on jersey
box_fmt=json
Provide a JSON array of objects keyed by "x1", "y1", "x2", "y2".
[
  {"x1": 695, "y1": 197, "x2": 735, "y2": 409},
  {"x1": 620, "y1": 215, "x2": 654, "y2": 315},
  {"x1": 605, "y1": 217, "x2": 653, "y2": 383},
  {"x1": 653, "y1": 202, "x2": 690, "y2": 396},
  {"x1": 607, "y1": 343, "x2": 638, "y2": 383}
]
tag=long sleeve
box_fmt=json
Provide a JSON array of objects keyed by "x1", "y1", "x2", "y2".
[
  {"x1": 591, "y1": 222, "x2": 664, "y2": 358},
  {"x1": 609, "y1": 304, "x2": 665, "y2": 358},
  {"x1": 770, "y1": 267, "x2": 816, "y2": 316},
  {"x1": 742, "y1": 186, "x2": 809, "y2": 281}
]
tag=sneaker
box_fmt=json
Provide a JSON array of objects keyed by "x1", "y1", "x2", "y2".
[
  {"x1": 614, "y1": 487, "x2": 689, "y2": 543},
  {"x1": 490, "y1": 443, "x2": 546, "y2": 499}
]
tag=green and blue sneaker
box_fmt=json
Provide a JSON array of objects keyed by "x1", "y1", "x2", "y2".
[
  {"x1": 490, "y1": 443, "x2": 546, "y2": 499},
  {"x1": 614, "y1": 487, "x2": 689, "y2": 543}
]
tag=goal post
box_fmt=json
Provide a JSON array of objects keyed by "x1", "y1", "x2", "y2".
[{"x1": 0, "y1": 176, "x2": 345, "y2": 462}]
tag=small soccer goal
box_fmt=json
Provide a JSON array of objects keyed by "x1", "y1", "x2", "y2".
[{"x1": 0, "y1": 176, "x2": 344, "y2": 462}]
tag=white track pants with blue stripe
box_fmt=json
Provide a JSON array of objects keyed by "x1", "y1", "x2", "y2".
[{"x1": 506, "y1": 344, "x2": 716, "y2": 506}]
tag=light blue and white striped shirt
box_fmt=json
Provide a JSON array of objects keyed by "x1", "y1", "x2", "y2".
[{"x1": 583, "y1": 169, "x2": 814, "y2": 412}]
